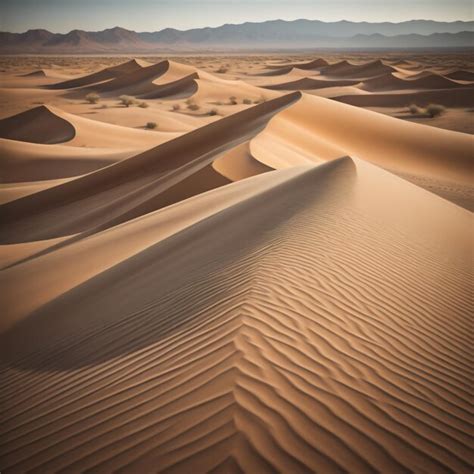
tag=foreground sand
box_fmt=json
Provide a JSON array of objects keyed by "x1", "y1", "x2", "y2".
[{"x1": 0, "y1": 54, "x2": 473, "y2": 473}]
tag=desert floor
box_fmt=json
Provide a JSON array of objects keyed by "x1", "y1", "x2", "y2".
[{"x1": 0, "y1": 52, "x2": 473, "y2": 473}]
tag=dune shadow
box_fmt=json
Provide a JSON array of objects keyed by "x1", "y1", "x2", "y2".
[{"x1": 0, "y1": 158, "x2": 356, "y2": 374}]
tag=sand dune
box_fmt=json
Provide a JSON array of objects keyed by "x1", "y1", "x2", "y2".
[
  {"x1": 263, "y1": 77, "x2": 359, "y2": 91},
  {"x1": 0, "y1": 92, "x2": 301, "y2": 244},
  {"x1": 1, "y1": 156, "x2": 471, "y2": 473},
  {"x1": 321, "y1": 59, "x2": 396, "y2": 78},
  {"x1": 0, "y1": 56, "x2": 472, "y2": 474},
  {"x1": 445, "y1": 69, "x2": 474, "y2": 81},
  {"x1": 250, "y1": 93, "x2": 473, "y2": 207},
  {"x1": 0, "y1": 105, "x2": 75, "y2": 144},
  {"x1": 266, "y1": 58, "x2": 329, "y2": 71},
  {"x1": 46, "y1": 59, "x2": 147, "y2": 89},
  {"x1": 362, "y1": 72, "x2": 466, "y2": 91},
  {"x1": 92, "y1": 60, "x2": 182, "y2": 95},
  {"x1": 20, "y1": 69, "x2": 47, "y2": 77},
  {"x1": 0, "y1": 104, "x2": 177, "y2": 148},
  {"x1": 336, "y1": 87, "x2": 474, "y2": 108},
  {"x1": 0, "y1": 137, "x2": 133, "y2": 183}
]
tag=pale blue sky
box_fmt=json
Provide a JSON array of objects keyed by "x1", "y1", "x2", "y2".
[{"x1": 1, "y1": 0, "x2": 472, "y2": 33}]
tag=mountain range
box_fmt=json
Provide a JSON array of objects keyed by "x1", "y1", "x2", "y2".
[{"x1": 1, "y1": 19, "x2": 473, "y2": 53}]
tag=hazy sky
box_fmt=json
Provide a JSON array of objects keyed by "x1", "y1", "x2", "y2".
[{"x1": 1, "y1": 0, "x2": 472, "y2": 33}]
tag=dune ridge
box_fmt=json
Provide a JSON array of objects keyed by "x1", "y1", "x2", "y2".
[
  {"x1": 0, "y1": 92, "x2": 301, "y2": 243},
  {"x1": 0, "y1": 157, "x2": 472, "y2": 473}
]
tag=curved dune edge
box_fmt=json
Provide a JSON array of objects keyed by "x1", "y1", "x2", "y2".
[
  {"x1": 445, "y1": 70, "x2": 474, "y2": 81},
  {"x1": 0, "y1": 92, "x2": 302, "y2": 243},
  {"x1": 212, "y1": 142, "x2": 273, "y2": 181},
  {"x1": 320, "y1": 59, "x2": 397, "y2": 78},
  {"x1": 250, "y1": 93, "x2": 473, "y2": 184},
  {"x1": 263, "y1": 77, "x2": 360, "y2": 91},
  {"x1": 45, "y1": 59, "x2": 148, "y2": 89},
  {"x1": 0, "y1": 105, "x2": 76, "y2": 144},
  {"x1": 266, "y1": 58, "x2": 329, "y2": 70},
  {"x1": 361, "y1": 72, "x2": 466, "y2": 91},
  {"x1": 0, "y1": 157, "x2": 471, "y2": 473}
]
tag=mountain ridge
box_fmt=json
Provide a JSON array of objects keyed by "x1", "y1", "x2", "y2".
[{"x1": 1, "y1": 19, "x2": 473, "y2": 53}]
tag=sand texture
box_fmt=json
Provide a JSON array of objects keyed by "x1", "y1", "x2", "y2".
[{"x1": 0, "y1": 53, "x2": 473, "y2": 473}]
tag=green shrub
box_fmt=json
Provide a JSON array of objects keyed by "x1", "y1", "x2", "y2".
[
  {"x1": 119, "y1": 95, "x2": 137, "y2": 107},
  {"x1": 85, "y1": 92, "x2": 100, "y2": 104},
  {"x1": 426, "y1": 104, "x2": 446, "y2": 118},
  {"x1": 408, "y1": 104, "x2": 421, "y2": 115}
]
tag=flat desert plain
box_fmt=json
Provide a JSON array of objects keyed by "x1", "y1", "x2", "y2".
[{"x1": 0, "y1": 52, "x2": 473, "y2": 473}]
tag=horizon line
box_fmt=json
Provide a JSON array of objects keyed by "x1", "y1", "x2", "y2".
[{"x1": 3, "y1": 17, "x2": 473, "y2": 35}]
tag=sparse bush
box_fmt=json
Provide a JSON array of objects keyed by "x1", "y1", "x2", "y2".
[
  {"x1": 119, "y1": 95, "x2": 137, "y2": 107},
  {"x1": 172, "y1": 103, "x2": 181, "y2": 111},
  {"x1": 188, "y1": 103, "x2": 200, "y2": 111},
  {"x1": 426, "y1": 104, "x2": 446, "y2": 118},
  {"x1": 216, "y1": 66, "x2": 228, "y2": 74},
  {"x1": 185, "y1": 98, "x2": 195, "y2": 106},
  {"x1": 209, "y1": 108, "x2": 219, "y2": 116},
  {"x1": 138, "y1": 101, "x2": 149, "y2": 108},
  {"x1": 229, "y1": 96, "x2": 238, "y2": 105},
  {"x1": 146, "y1": 121, "x2": 157, "y2": 129},
  {"x1": 215, "y1": 100, "x2": 223, "y2": 105},
  {"x1": 408, "y1": 104, "x2": 421, "y2": 115},
  {"x1": 85, "y1": 92, "x2": 100, "y2": 104},
  {"x1": 243, "y1": 98, "x2": 252, "y2": 105}
]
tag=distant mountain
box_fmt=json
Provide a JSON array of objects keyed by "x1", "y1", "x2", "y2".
[{"x1": 1, "y1": 20, "x2": 473, "y2": 53}]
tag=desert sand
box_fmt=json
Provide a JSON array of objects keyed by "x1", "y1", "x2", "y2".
[{"x1": 0, "y1": 53, "x2": 473, "y2": 473}]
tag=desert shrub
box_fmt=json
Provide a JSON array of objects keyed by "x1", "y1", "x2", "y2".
[
  {"x1": 85, "y1": 92, "x2": 100, "y2": 104},
  {"x1": 216, "y1": 66, "x2": 228, "y2": 73},
  {"x1": 229, "y1": 96, "x2": 238, "y2": 105},
  {"x1": 172, "y1": 103, "x2": 181, "y2": 111},
  {"x1": 188, "y1": 103, "x2": 200, "y2": 111},
  {"x1": 208, "y1": 108, "x2": 219, "y2": 116},
  {"x1": 146, "y1": 121, "x2": 157, "y2": 129},
  {"x1": 138, "y1": 101, "x2": 149, "y2": 108},
  {"x1": 426, "y1": 104, "x2": 446, "y2": 118},
  {"x1": 408, "y1": 104, "x2": 421, "y2": 115},
  {"x1": 242, "y1": 98, "x2": 252, "y2": 105},
  {"x1": 119, "y1": 95, "x2": 137, "y2": 107}
]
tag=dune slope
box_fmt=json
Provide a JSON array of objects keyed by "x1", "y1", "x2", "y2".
[
  {"x1": 0, "y1": 92, "x2": 301, "y2": 243},
  {"x1": 251, "y1": 93, "x2": 474, "y2": 209},
  {"x1": 0, "y1": 157, "x2": 471, "y2": 473}
]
